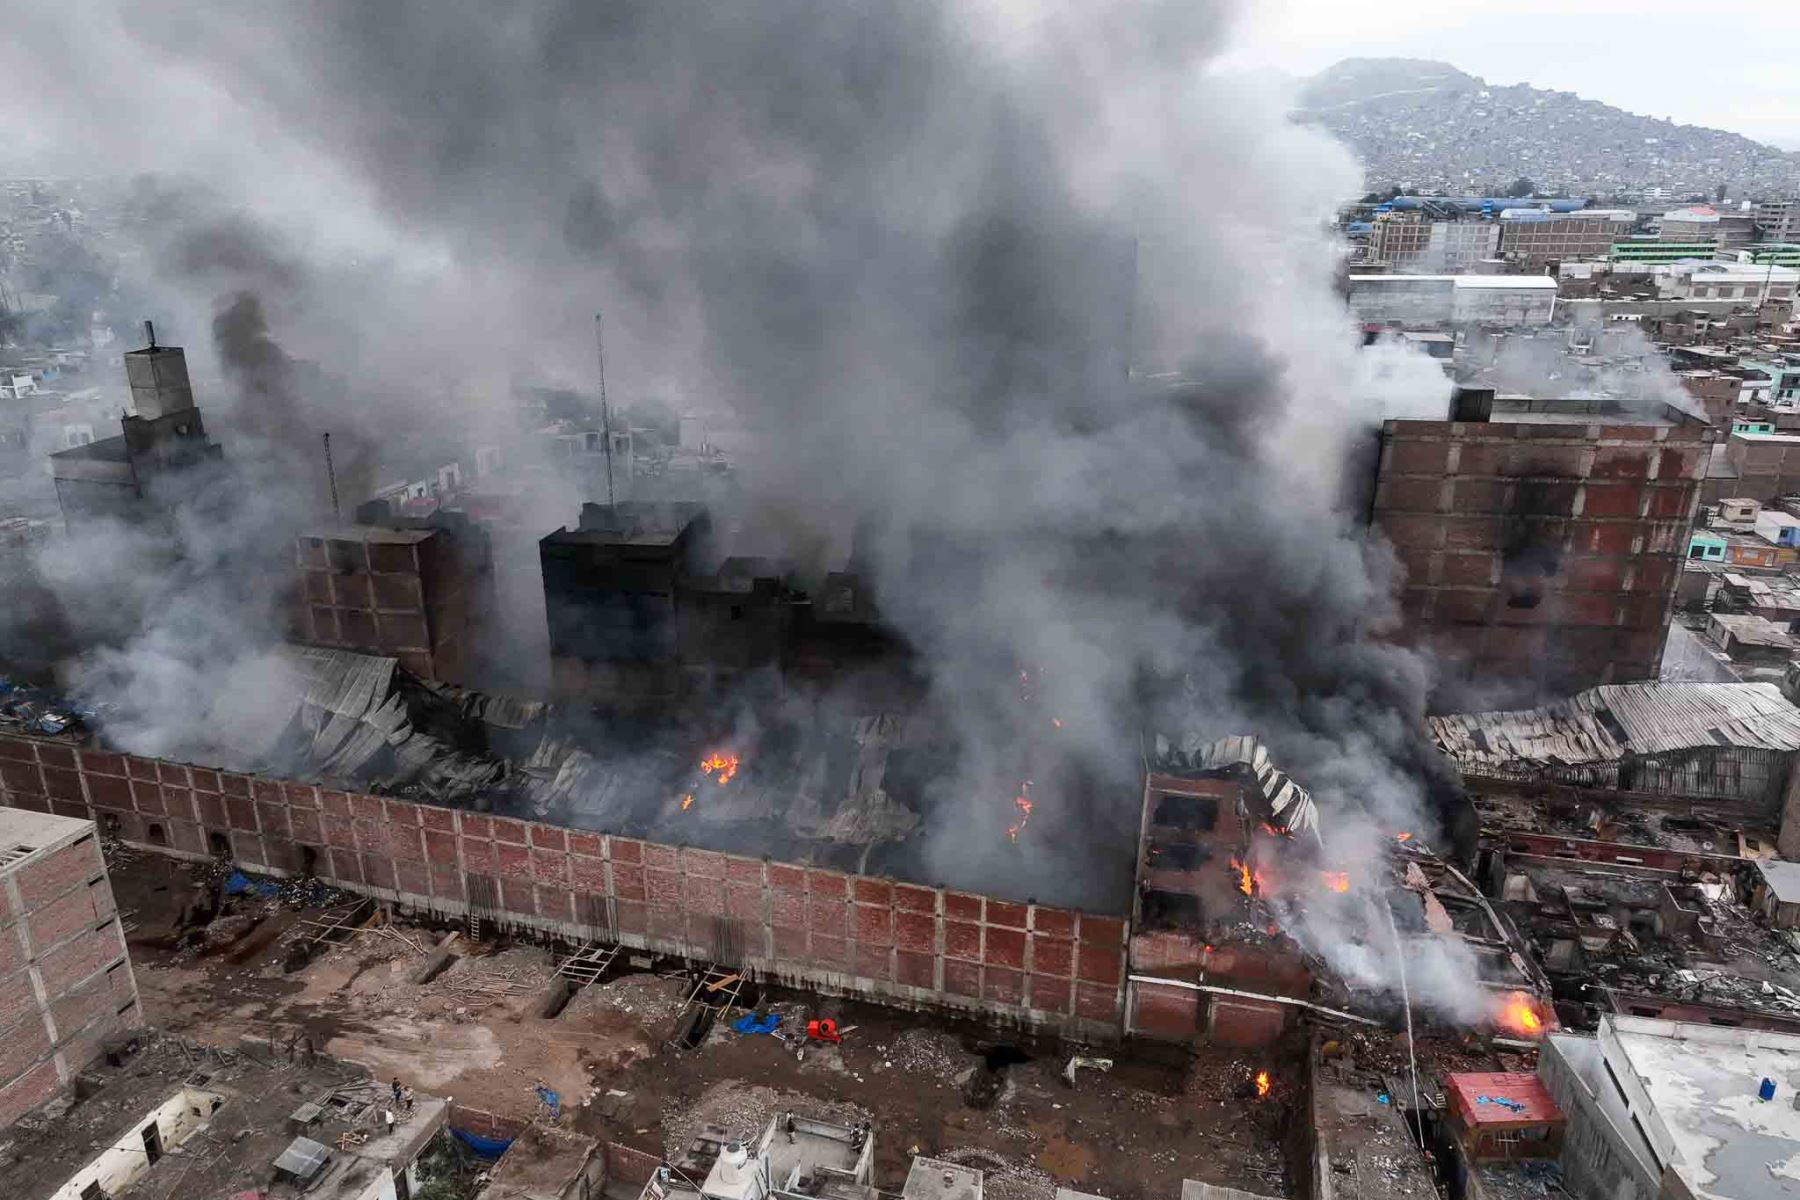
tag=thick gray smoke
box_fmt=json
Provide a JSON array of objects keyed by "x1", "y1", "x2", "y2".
[
  {"x1": 1475, "y1": 323, "x2": 1708, "y2": 418},
  {"x1": 3, "y1": 1, "x2": 1476, "y2": 1011}
]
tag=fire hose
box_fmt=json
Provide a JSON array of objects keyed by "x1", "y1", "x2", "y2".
[{"x1": 1125, "y1": 975, "x2": 1382, "y2": 1025}]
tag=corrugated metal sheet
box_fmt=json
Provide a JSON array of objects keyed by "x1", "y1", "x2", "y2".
[
  {"x1": 1180, "y1": 1182, "x2": 1280, "y2": 1200},
  {"x1": 1431, "y1": 682, "x2": 1800, "y2": 773},
  {"x1": 1758, "y1": 859, "x2": 1800, "y2": 905},
  {"x1": 277, "y1": 646, "x2": 509, "y2": 803},
  {"x1": 1598, "y1": 682, "x2": 1800, "y2": 754},
  {"x1": 1154, "y1": 732, "x2": 1319, "y2": 836}
]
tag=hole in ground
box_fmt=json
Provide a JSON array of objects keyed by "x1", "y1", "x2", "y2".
[{"x1": 963, "y1": 1043, "x2": 1030, "y2": 1109}]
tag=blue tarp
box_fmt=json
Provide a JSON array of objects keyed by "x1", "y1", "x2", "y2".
[
  {"x1": 450, "y1": 1128, "x2": 514, "y2": 1159},
  {"x1": 534, "y1": 1085, "x2": 560, "y2": 1120},
  {"x1": 222, "y1": 872, "x2": 280, "y2": 897},
  {"x1": 731, "y1": 1012, "x2": 782, "y2": 1035}
]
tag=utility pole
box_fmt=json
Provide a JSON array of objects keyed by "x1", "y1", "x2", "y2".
[{"x1": 595, "y1": 312, "x2": 615, "y2": 508}]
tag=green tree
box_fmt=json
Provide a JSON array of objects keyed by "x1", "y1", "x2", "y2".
[{"x1": 1503, "y1": 177, "x2": 1536, "y2": 199}]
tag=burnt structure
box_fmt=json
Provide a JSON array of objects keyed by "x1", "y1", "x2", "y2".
[
  {"x1": 541, "y1": 502, "x2": 717, "y2": 706},
  {"x1": 0, "y1": 731, "x2": 1132, "y2": 1043},
  {"x1": 1444, "y1": 684, "x2": 1800, "y2": 1033},
  {"x1": 1374, "y1": 388, "x2": 1717, "y2": 698},
  {"x1": 293, "y1": 505, "x2": 494, "y2": 685},
  {"x1": 1129, "y1": 738, "x2": 1318, "y2": 1046},
  {"x1": 1433, "y1": 681, "x2": 1800, "y2": 857},
  {"x1": 49, "y1": 325, "x2": 222, "y2": 528},
  {"x1": 1129, "y1": 735, "x2": 1549, "y2": 1047},
  {"x1": 541, "y1": 502, "x2": 900, "y2": 709}
]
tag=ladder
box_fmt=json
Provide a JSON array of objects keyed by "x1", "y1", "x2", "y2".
[
  {"x1": 555, "y1": 940, "x2": 621, "y2": 986},
  {"x1": 666, "y1": 963, "x2": 755, "y2": 1050}
]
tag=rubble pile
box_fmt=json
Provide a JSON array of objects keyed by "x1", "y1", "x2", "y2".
[
  {"x1": 562, "y1": 972, "x2": 689, "y2": 1026},
  {"x1": 0, "y1": 677, "x2": 90, "y2": 736},
  {"x1": 878, "y1": 1029, "x2": 977, "y2": 1084},
  {"x1": 659, "y1": 1081, "x2": 869, "y2": 1165}
]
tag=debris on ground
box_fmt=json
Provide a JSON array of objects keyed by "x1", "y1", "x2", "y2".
[{"x1": 563, "y1": 972, "x2": 689, "y2": 1027}]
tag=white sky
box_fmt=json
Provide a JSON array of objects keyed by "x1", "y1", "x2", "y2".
[{"x1": 1214, "y1": 0, "x2": 1800, "y2": 150}]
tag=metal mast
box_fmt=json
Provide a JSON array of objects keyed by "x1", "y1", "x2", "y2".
[{"x1": 595, "y1": 312, "x2": 615, "y2": 507}]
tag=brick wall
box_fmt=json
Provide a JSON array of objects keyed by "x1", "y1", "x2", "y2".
[
  {"x1": 1726, "y1": 433, "x2": 1800, "y2": 502},
  {"x1": 295, "y1": 527, "x2": 480, "y2": 684},
  {"x1": 605, "y1": 1140, "x2": 663, "y2": 1185},
  {"x1": 0, "y1": 734, "x2": 1128, "y2": 1041},
  {"x1": 447, "y1": 1103, "x2": 528, "y2": 1140},
  {"x1": 1375, "y1": 416, "x2": 1714, "y2": 694},
  {"x1": 0, "y1": 817, "x2": 141, "y2": 1128}
]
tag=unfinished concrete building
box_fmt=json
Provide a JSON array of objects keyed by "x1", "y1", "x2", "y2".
[
  {"x1": 1373, "y1": 388, "x2": 1717, "y2": 697},
  {"x1": 0, "y1": 808, "x2": 140, "y2": 1128},
  {"x1": 294, "y1": 508, "x2": 495, "y2": 685},
  {"x1": 49, "y1": 325, "x2": 223, "y2": 529}
]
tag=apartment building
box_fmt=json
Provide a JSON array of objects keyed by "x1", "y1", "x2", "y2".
[
  {"x1": 1755, "y1": 198, "x2": 1800, "y2": 242},
  {"x1": 1499, "y1": 209, "x2": 1637, "y2": 269},
  {"x1": 1368, "y1": 212, "x2": 1502, "y2": 272}
]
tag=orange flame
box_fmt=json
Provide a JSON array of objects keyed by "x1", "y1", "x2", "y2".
[
  {"x1": 1230, "y1": 858, "x2": 1254, "y2": 896},
  {"x1": 1322, "y1": 871, "x2": 1350, "y2": 893},
  {"x1": 1006, "y1": 784, "x2": 1035, "y2": 842},
  {"x1": 680, "y1": 793, "x2": 695, "y2": 811},
  {"x1": 700, "y1": 751, "x2": 739, "y2": 785},
  {"x1": 1496, "y1": 991, "x2": 1545, "y2": 1037},
  {"x1": 1395, "y1": 831, "x2": 1413, "y2": 843},
  {"x1": 1254, "y1": 1070, "x2": 1271, "y2": 1098}
]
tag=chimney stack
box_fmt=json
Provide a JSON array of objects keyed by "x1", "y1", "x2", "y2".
[
  {"x1": 1451, "y1": 385, "x2": 1495, "y2": 424},
  {"x1": 123, "y1": 321, "x2": 195, "y2": 420}
]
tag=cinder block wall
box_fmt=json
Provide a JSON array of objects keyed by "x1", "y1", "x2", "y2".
[
  {"x1": 0, "y1": 735, "x2": 1127, "y2": 1042},
  {"x1": 0, "y1": 818, "x2": 141, "y2": 1128}
]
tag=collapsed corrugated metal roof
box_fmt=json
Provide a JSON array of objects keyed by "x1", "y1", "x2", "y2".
[
  {"x1": 1430, "y1": 681, "x2": 1800, "y2": 773},
  {"x1": 1151, "y1": 731, "x2": 1319, "y2": 837},
  {"x1": 275, "y1": 646, "x2": 517, "y2": 804},
  {"x1": 270, "y1": 648, "x2": 925, "y2": 854}
]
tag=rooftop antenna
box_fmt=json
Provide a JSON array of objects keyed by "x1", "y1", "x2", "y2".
[
  {"x1": 595, "y1": 311, "x2": 616, "y2": 508},
  {"x1": 322, "y1": 432, "x2": 341, "y2": 524},
  {"x1": 143, "y1": 319, "x2": 157, "y2": 350}
]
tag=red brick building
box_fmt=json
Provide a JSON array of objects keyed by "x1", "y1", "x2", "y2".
[
  {"x1": 0, "y1": 735, "x2": 1127, "y2": 1043},
  {"x1": 295, "y1": 515, "x2": 493, "y2": 685},
  {"x1": 1127, "y1": 742, "x2": 1316, "y2": 1048},
  {"x1": 0, "y1": 808, "x2": 141, "y2": 1128},
  {"x1": 1373, "y1": 392, "x2": 1717, "y2": 697}
]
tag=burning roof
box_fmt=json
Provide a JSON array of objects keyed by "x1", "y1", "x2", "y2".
[
  {"x1": 90, "y1": 646, "x2": 1116, "y2": 907},
  {"x1": 1150, "y1": 733, "x2": 1320, "y2": 839}
]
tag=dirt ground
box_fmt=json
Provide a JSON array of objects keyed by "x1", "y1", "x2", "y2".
[{"x1": 113, "y1": 852, "x2": 1301, "y2": 1200}]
